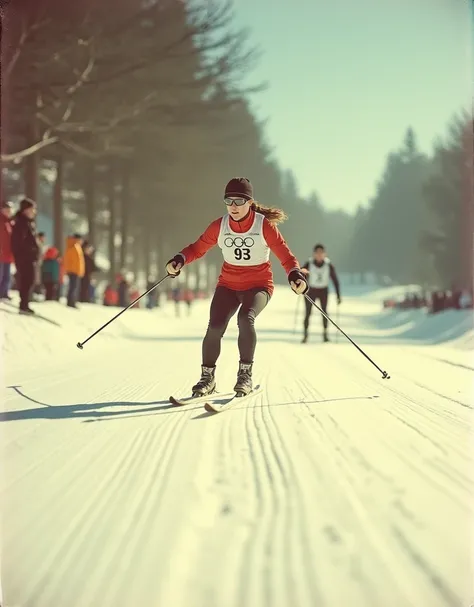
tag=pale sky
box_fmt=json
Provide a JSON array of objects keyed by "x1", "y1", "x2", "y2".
[{"x1": 231, "y1": 0, "x2": 473, "y2": 212}]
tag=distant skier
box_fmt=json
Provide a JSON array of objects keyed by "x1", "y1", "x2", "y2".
[
  {"x1": 165, "y1": 177, "x2": 308, "y2": 397},
  {"x1": 300, "y1": 244, "x2": 341, "y2": 343}
]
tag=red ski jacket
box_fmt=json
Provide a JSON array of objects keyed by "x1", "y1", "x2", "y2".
[
  {"x1": 0, "y1": 214, "x2": 14, "y2": 263},
  {"x1": 179, "y1": 209, "x2": 299, "y2": 295}
]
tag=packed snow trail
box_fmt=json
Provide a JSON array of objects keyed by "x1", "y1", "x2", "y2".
[{"x1": 1, "y1": 288, "x2": 473, "y2": 607}]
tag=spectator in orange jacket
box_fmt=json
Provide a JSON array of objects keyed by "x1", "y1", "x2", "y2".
[{"x1": 63, "y1": 234, "x2": 85, "y2": 308}]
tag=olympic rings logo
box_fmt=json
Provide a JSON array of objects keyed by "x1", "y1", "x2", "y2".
[{"x1": 223, "y1": 236, "x2": 255, "y2": 248}]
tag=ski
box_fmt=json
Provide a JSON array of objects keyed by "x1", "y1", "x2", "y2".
[
  {"x1": 169, "y1": 390, "x2": 230, "y2": 406},
  {"x1": 204, "y1": 384, "x2": 263, "y2": 413}
]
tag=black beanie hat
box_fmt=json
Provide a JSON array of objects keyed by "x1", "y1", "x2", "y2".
[
  {"x1": 19, "y1": 198, "x2": 36, "y2": 212},
  {"x1": 224, "y1": 177, "x2": 253, "y2": 200}
]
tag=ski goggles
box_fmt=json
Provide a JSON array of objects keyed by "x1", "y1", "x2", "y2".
[{"x1": 224, "y1": 197, "x2": 248, "y2": 206}]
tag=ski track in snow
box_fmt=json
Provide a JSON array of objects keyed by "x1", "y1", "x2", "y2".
[{"x1": 1, "y1": 289, "x2": 473, "y2": 607}]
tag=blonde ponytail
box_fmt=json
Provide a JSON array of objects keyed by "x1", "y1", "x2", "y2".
[{"x1": 250, "y1": 201, "x2": 288, "y2": 224}]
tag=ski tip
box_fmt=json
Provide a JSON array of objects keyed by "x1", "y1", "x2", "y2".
[
  {"x1": 203, "y1": 383, "x2": 263, "y2": 414},
  {"x1": 169, "y1": 396, "x2": 184, "y2": 406}
]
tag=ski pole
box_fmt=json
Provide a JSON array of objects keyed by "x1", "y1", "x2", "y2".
[
  {"x1": 303, "y1": 292, "x2": 390, "y2": 379},
  {"x1": 76, "y1": 273, "x2": 172, "y2": 350}
]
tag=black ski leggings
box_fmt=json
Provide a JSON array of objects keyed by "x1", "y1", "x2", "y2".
[
  {"x1": 202, "y1": 286, "x2": 270, "y2": 367},
  {"x1": 304, "y1": 287, "x2": 329, "y2": 331},
  {"x1": 16, "y1": 261, "x2": 36, "y2": 311}
]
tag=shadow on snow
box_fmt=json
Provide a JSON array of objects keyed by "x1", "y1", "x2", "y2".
[{"x1": 2, "y1": 385, "x2": 377, "y2": 423}]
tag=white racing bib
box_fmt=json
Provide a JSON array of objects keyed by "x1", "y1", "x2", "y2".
[
  {"x1": 217, "y1": 212, "x2": 269, "y2": 266},
  {"x1": 308, "y1": 257, "x2": 331, "y2": 288}
]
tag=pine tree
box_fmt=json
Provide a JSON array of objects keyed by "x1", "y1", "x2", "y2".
[{"x1": 421, "y1": 116, "x2": 472, "y2": 289}]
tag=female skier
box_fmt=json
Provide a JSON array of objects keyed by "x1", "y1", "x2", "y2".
[{"x1": 166, "y1": 177, "x2": 308, "y2": 397}]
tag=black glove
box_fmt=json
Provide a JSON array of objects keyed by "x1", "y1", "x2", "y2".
[
  {"x1": 288, "y1": 269, "x2": 308, "y2": 295},
  {"x1": 166, "y1": 254, "x2": 184, "y2": 277}
]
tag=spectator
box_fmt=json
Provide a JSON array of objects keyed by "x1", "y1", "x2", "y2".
[
  {"x1": 80, "y1": 241, "x2": 98, "y2": 303},
  {"x1": 11, "y1": 198, "x2": 40, "y2": 314},
  {"x1": 116, "y1": 274, "x2": 130, "y2": 308},
  {"x1": 183, "y1": 288, "x2": 194, "y2": 315},
  {"x1": 130, "y1": 287, "x2": 140, "y2": 308},
  {"x1": 89, "y1": 278, "x2": 97, "y2": 303},
  {"x1": 146, "y1": 277, "x2": 159, "y2": 309},
  {"x1": 34, "y1": 231, "x2": 47, "y2": 296},
  {"x1": 459, "y1": 289, "x2": 473, "y2": 309},
  {"x1": 41, "y1": 247, "x2": 61, "y2": 300},
  {"x1": 0, "y1": 200, "x2": 14, "y2": 299},
  {"x1": 172, "y1": 285, "x2": 182, "y2": 316},
  {"x1": 103, "y1": 284, "x2": 118, "y2": 306},
  {"x1": 63, "y1": 234, "x2": 85, "y2": 308},
  {"x1": 451, "y1": 286, "x2": 462, "y2": 310}
]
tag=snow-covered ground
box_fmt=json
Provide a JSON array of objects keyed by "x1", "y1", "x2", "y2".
[{"x1": 1, "y1": 284, "x2": 473, "y2": 607}]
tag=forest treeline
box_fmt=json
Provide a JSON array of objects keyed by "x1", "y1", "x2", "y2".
[{"x1": 2, "y1": 0, "x2": 471, "y2": 289}]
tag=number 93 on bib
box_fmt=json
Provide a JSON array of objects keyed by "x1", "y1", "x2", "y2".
[{"x1": 217, "y1": 213, "x2": 270, "y2": 266}]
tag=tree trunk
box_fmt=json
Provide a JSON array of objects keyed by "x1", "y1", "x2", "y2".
[
  {"x1": 107, "y1": 166, "x2": 117, "y2": 282},
  {"x1": 143, "y1": 223, "x2": 151, "y2": 280},
  {"x1": 53, "y1": 154, "x2": 63, "y2": 250},
  {"x1": 23, "y1": 120, "x2": 39, "y2": 200},
  {"x1": 84, "y1": 160, "x2": 96, "y2": 245},
  {"x1": 156, "y1": 225, "x2": 165, "y2": 279},
  {"x1": 133, "y1": 230, "x2": 141, "y2": 279},
  {"x1": 120, "y1": 162, "x2": 130, "y2": 270},
  {"x1": 461, "y1": 123, "x2": 474, "y2": 290}
]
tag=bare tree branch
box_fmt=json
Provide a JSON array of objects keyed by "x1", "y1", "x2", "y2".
[
  {"x1": 12, "y1": 0, "x2": 238, "y2": 90},
  {"x1": 3, "y1": 35, "x2": 96, "y2": 161},
  {"x1": 3, "y1": 14, "x2": 51, "y2": 81},
  {"x1": 1, "y1": 136, "x2": 59, "y2": 162},
  {"x1": 38, "y1": 91, "x2": 159, "y2": 135},
  {"x1": 65, "y1": 39, "x2": 95, "y2": 95},
  {"x1": 3, "y1": 0, "x2": 263, "y2": 165},
  {"x1": 60, "y1": 138, "x2": 133, "y2": 159}
]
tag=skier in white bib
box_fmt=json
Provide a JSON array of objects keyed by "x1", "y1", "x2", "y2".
[
  {"x1": 166, "y1": 177, "x2": 308, "y2": 397},
  {"x1": 300, "y1": 243, "x2": 341, "y2": 343}
]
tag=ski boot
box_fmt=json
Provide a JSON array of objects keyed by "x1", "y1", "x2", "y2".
[
  {"x1": 234, "y1": 361, "x2": 253, "y2": 396},
  {"x1": 19, "y1": 307, "x2": 35, "y2": 315},
  {"x1": 301, "y1": 331, "x2": 308, "y2": 344},
  {"x1": 191, "y1": 365, "x2": 216, "y2": 397},
  {"x1": 323, "y1": 330, "x2": 329, "y2": 342}
]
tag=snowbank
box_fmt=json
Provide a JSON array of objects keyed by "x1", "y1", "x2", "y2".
[
  {"x1": 2, "y1": 285, "x2": 472, "y2": 379},
  {"x1": 357, "y1": 306, "x2": 474, "y2": 360},
  {"x1": 340, "y1": 283, "x2": 422, "y2": 300},
  {"x1": 345, "y1": 284, "x2": 473, "y2": 349},
  {"x1": 0, "y1": 297, "x2": 212, "y2": 380}
]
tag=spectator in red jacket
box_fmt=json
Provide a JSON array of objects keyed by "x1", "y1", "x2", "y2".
[{"x1": 0, "y1": 200, "x2": 14, "y2": 299}]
